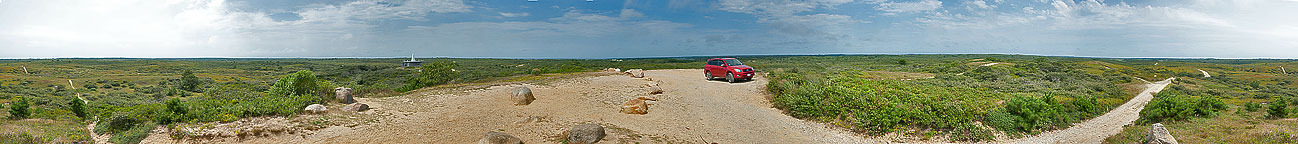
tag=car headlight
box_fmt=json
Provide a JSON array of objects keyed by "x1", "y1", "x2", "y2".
[{"x1": 733, "y1": 69, "x2": 742, "y2": 72}]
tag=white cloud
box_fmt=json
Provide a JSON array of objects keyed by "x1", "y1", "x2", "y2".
[
  {"x1": 620, "y1": 9, "x2": 645, "y2": 19},
  {"x1": 0, "y1": 0, "x2": 474, "y2": 58},
  {"x1": 876, "y1": 0, "x2": 942, "y2": 14},
  {"x1": 499, "y1": 12, "x2": 530, "y2": 17},
  {"x1": 909, "y1": 0, "x2": 1298, "y2": 58}
]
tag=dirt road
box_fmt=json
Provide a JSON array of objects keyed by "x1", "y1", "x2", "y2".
[
  {"x1": 1011, "y1": 78, "x2": 1175, "y2": 144},
  {"x1": 172, "y1": 69, "x2": 875, "y2": 143},
  {"x1": 1198, "y1": 69, "x2": 1211, "y2": 77}
]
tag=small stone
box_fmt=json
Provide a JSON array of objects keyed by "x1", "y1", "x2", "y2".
[
  {"x1": 343, "y1": 103, "x2": 370, "y2": 112},
  {"x1": 566, "y1": 124, "x2": 606, "y2": 144},
  {"x1": 304, "y1": 104, "x2": 327, "y2": 113},
  {"x1": 1144, "y1": 123, "x2": 1178, "y2": 144},
  {"x1": 335, "y1": 87, "x2": 354, "y2": 104},
  {"x1": 513, "y1": 86, "x2": 536, "y2": 105},
  {"x1": 477, "y1": 131, "x2": 523, "y2": 144},
  {"x1": 626, "y1": 69, "x2": 645, "y2": 78},
  {"x1": 620, "y1": 98, "x2": 648, "y2": 114}
]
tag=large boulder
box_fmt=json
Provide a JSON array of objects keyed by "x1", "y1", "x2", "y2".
[
  {"x1": 513, "y1": 86, "x2": 536, "y2": 105},
  {"x1": 626, "y1": 69, "x2": 645, "y2": 78},
  {"x1": 1144, "y1": 123, "x2": 1178, "y2": 144},
  {"x1": 566, "y1": 124, "x2": 606, "y2": 144},
  {"x1": 477, "y1": 131, "x2": 523, "y2": 144},
  {"x1": 304, "y1": 104, "x2": 327, "y2": 113},
  {"x1": 342, "y1": 103, "x2": 370, "y2": 112},
  {"x1": 620, "y1": 98, "x2": 649, "y2": 114},
  {"x1": 334, "y1": 87, "x2": 354, "y2": 104}
]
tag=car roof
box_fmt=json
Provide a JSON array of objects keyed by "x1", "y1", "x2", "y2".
[{"x1": 708, "y1": 58, "x2": 738, "y2": 60}]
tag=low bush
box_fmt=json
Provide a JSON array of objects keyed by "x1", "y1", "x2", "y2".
[
  {"x1": 1269, "y1": 98, "x2": 1290, "y2": 119},
  {"x1": 70, "y1": 97, "x2": 87, "y2": 119},
  {"x1": 1138, "y1": 91, "x2": 1226, "y2": 123},
  {"x1": 950, "y1": 123, "x2": 995, "y2": 142},
  {"x1": 1244, "y1": 101, "x2": 1262, "y2": 112},
  {"x1": 8, "y1": 96, "x2": 31, "y2": 119}
]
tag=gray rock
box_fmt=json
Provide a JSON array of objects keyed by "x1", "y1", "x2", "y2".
[
  {"x1": 343, "y1": 103, "x2": 370, "y2": 112},
  {"x1": 477, "y1": 131, "x2": 523, "y2": 144},
  {"x1": 304, "y1": 104, "x2": 327, "y2": 113},
  {"x1": 1144, "y1": 123, "x2": 1178, "y2": 144},
  {"x1": 335, "y1": 87, "x2": 354, "y2": 104},
  {"x1": 566, "y1": 124, "x2": 605, "y2": 144},
  {"x1": 513, "y1": 86, "x2": 535, "y2": 105}
]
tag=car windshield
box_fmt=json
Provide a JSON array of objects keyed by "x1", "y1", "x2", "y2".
[{"x1": 723, "y1": 59, "x2": 743, "y2": 66}]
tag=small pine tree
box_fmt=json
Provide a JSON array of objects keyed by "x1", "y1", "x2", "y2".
[
  {"x1": 9, "y1": 96, "x2": 31, "y2": 119},
  {"x1": 1269, "y1": 98, "x2": 1290, "y2": 119},
  {"x1": 180, "y1": 70, "x2": 203, "y2": 92},
  {"x1": 70, "y1": 97, "x2": 86, "y2": 118}
]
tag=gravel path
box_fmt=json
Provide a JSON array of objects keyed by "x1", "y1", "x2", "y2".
[{"x1": 1011, "y1": 78, "x2": 1175, "y2": 144}]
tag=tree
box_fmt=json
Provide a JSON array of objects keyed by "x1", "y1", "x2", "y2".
[
  {"x1": 180, "y1": 70, "x2": 203, "y2": 92},
  {"x1": 70, "y1": 97, "x2": 86, "y2": 118},
  {"x1": 8, "y1": 96, "x2": 30, "y2": 119},
  {"x1": 269, "y1": 70, "x2": 320, "y2": 97}
]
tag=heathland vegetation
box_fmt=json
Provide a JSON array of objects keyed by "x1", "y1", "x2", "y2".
[{"x1": 1, "y1": 55, "x2": 1295, "y2": 143}]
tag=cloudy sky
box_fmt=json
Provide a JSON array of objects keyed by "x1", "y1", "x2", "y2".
[{"x1": 1, "y1": 0, "x2": 1296, "y2": 58}]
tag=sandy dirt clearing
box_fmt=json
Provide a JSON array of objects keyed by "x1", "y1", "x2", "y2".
[
  {"x1": 1010, "y1": 78, "x2": 1175, "y2": 144},
  {"x1": 144, "y1": 69, "x2": 876, "y2": 143}
]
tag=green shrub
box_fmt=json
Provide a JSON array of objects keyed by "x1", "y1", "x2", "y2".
[
  {"x1": 269, "y1": 70, "x2": 320, "y2": 97},
  {"x1": 108, "y1": 122, "x2": 154, "y2": 144},
  {"x1": 1193, "y1": 96, "x2": 1226, "y2": 116},
  {"x1": 951, "y1": 123, "x2": 995, "y2": 142},
  {"x1": 70, "y1": 97, "x2": 87, "y2": 118},
  {"x1": 996, "y1": 95, "x2": 1063, "y2": 133},
  {"x1": 1139, "y1": 93, "x2": 1226, "y2": 123},
  {"x1": 9, "y1": 96, "x2": 31, "y2": 119},
  {"x1": 179, "y1": 70, "x2": 203, "y2": 92},
  {"x1": 399, "y1": 61, "x2": 458, "y2": 92},
  {"x1": 1269, "y1": 98, "x2": 1290, "y2": 119},
  {"x1": 0, "y1": 133, "x2": 50, "y2": 144},
  {"x1": 1244, "y1": 101, "x2": 1262, "y2": 112}
]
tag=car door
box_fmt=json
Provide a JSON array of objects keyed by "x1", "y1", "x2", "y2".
[{"x1": 705, "y1": 60, "x2": 721, "y2": 76}]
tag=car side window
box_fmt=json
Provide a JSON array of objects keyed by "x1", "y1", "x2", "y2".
[{"x1": 708, "y1": 60, "x2": 719, "y2": 66}]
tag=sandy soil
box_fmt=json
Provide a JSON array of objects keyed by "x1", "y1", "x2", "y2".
[
  {"x1": 1010, "y1": 78, "x2": 1175, "y2": 144},
  {"x1": 1198, "y1": 69, "x2": 1211, "y2": 78},
  {"x1": 143, "y1": 69, "x2": 877, "y2": 143}
]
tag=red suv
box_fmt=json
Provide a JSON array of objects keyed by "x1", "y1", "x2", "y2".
[{"x1": 704, "y1": 58, "x2": 755, "y2": 83}]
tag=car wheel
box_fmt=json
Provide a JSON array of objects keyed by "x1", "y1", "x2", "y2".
[
  {"x1": 727, "y1": 72, "x2": 735, "y2": 83},
  {"x1": 705, "y1": 71, "x2": 712, "y2": 80}
]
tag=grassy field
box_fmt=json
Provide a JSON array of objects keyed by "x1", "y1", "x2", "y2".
[{"x1": 2, "y1": 55, "x2": 1295, "y2": 143}]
